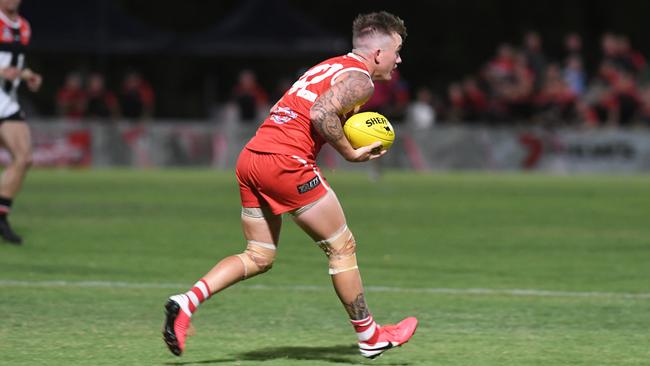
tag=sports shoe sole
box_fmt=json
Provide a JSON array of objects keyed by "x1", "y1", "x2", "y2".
[
  {"x1": 0, "y1": 223, "x2": 23, "y2": 245},
  {"x1": 360, "y1": 322, "x2": 418, "y2": 359},
  {"x1": 162, "y1": 299, "x2": 183, "y2": 356}
]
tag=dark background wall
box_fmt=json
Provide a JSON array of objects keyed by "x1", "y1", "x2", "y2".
[{"x1": 19, "y1": 0, "x2": 650, "y2": 118}]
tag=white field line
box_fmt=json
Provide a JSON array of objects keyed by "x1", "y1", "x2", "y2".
[{"x1": 1, "y1": 279, "x2": 649, "y2": 299}]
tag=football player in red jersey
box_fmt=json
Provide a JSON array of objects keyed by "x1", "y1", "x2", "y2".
[
  {"x1": 164, "y1": 11, "x2": 417, "y2": 359},
  {"x1": 0, "y1": 0, "x2": 41, "y2": 244}
]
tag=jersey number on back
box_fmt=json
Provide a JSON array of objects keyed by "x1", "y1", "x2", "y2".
[{"x1": 288, "y1": 63, "x2": 344, "y2": 102}]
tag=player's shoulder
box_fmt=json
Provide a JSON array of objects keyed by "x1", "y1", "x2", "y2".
[
  {"x1": 329, "y1": 53, "x2": 373, "y2": 87},
  {"x1": 317, "y1": 53, "x2": 368, "y2": 69}
]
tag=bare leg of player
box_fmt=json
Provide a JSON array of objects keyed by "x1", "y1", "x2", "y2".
[
  {"x1": 292, "y1": 190, "x2": 418, "y2": 359},
  {"x1": 0, "y1": 122, "x2": 33, "y2": 244},
  {"x1": 163, "y1": 207, "x2": 282, "y2": 356},
  {"x1": 203, "y1": 207, "x2": 282, "y2": 293},
  {"x1": 292, "y1": 191, "x2": 364, "y2": 314}
]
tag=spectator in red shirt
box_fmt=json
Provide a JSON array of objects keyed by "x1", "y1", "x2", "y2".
[
  {"x1": 534, "y1": 63, "x2": 578, "y2": 125},
  {"x1": 55, "y1": 72, "x2": 86, "y2": 120},
  {"x1": 599, "y1": 32, "x2": 641, "y2": 75},
  {"x1": 85, "y1": 72, "x2": 119, "y2": 120},
  {"x1": 484, "y1": 43, "x2": 516, "y2": 86},
  {"x1": 502, "y1": 52, "x2": 536, "y2": 121},
  {"x1": 595, "y1": 60, "x2": 620, "y2": 87},
  {"x1": 230, "y1": 69, "x2": 269, "y2": 122},
  {"x1": 119, "y1": 70, "x2": 155, "y2": 121},
  {"x1": 618, "y1": 35, "x2": 647, "y2": 76},
  {"x1": 609, "y1": 71, "x2": 641, "y2": 126},
  {"x1": 522, "y1": 31, "x2": 548, "y2": 91},
  {"x1": 461, "y1": 76, "x2": 488, "y2": 121},
  {"x1": 581, "y1": 64, "x2": 623, "y2": 127}
]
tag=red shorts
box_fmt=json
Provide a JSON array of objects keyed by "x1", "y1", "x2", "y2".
[{"x1": 236, "y1": 148, "x2": 329, "y2": 215}]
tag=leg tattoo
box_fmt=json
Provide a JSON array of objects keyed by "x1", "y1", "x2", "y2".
[{"x1": 344, "y1": 293, "x2": 370, "y2": 320}]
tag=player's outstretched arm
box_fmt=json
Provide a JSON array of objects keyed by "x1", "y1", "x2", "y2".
[{"x1": 310, "y1": 72, "x2": 384, "y2": 162}]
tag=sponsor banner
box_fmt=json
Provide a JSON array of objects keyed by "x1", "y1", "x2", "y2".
[
  {"x1": 326, "y1": 126, "x2": 650, "y2": 173},
  {"x1": 535, "y1": 129, "x2": 650, "y2": 173},
  {"x1": 0, "y1": 123, "x2": 91, "y2": 167},
  {"x1": 3, "y1": 120, "x2": 650, "y2": 173},
  {"x1": 91, "y1": 123, "x2": 218, "y2": 167}
]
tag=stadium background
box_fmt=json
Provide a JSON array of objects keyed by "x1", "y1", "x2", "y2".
[
  {"x1": 12, "y1": 0, "x2": 650, "y2": 172},
  {"x1": 19, "y1": 0, "x2": 650, "y2": 118},
  {"x1": 2, "y1": 2, "x2": 650, "y2": 366}
]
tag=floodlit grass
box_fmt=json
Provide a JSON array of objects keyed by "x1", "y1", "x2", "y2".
[{"x1": 1, "y1": 169, "x2": 649, "y2": 365}]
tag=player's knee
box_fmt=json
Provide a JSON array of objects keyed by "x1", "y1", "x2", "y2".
[
  {"x1": 14, "y1": 151, "x2": 32, "y2": 169},
  {"x1": 245, "y1": 248, "x2": 274, "y2": 273},
  {"x1": 237, "y1": 240, "x2": 277, "y2": 279},
  {"x1": 316, "y1": 225, "x2": 358, "y2": 275}
]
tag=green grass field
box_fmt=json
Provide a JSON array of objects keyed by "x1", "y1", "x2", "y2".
[{"x1": 1, "y1": 169, "x2": 649, "y2": 365}]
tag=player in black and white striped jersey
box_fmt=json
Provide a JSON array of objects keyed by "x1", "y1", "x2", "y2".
[{"x1": 0, "y1": 0, "x2": 41, "y2": 244}]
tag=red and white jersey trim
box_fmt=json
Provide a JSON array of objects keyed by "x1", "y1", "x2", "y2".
[{"x1": 331, "y1": 53, "x2": 372, "y2": 85}]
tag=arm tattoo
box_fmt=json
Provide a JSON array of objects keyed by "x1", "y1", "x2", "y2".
[
  {"x1": 344, "y1": 293, "x2": 370, "y2": 320},
  {"x1": 311, "y1": 72, "x2": 373, "y2": 145},
  {"x1": 311, "y1": 95, "x2": 344, "y2": 141}
]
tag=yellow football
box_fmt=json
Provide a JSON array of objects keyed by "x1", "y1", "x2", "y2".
[{"x1": 343, "y1": 111, "x2": 395, "y2": 151}]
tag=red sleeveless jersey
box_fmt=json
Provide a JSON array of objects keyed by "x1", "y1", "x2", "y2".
[{"x1": 245, "y1": 53, "x2": 371, "y2": 162}]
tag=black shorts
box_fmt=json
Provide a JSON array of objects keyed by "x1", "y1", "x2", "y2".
[{"x1": 0, "y1": 110, "x2": 26, "y2": 123}]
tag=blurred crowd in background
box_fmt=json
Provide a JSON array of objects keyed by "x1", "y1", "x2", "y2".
[
  {"x1": 55, "y1": 70, "x2": 155, "y2": 122},
  {"x1": 443, "y1": 31, "x2": 650, "y2": 128},
  {"x1": 49, "y1": 30, "x2": 650, "y2": 130}
]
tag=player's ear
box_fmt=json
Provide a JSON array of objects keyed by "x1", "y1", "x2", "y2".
[{"x1": 374, "y1": 49, "x2": 381, "y2": 64}]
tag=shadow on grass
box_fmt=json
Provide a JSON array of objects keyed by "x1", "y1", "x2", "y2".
[
  {"x1": 238, "y1": 344, "x2": 360, "y2": 363},
  {"x1": 240, "y1": 343, "x2": 411, "y2": 364},
  {"x1": 164, "y1": 344, "x2": 412, "y2": 365},
  {"x1": 163, "y1": 358, "x2": 237, "y2": 365}
]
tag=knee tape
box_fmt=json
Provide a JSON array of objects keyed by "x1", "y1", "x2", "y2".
[
  {"x1": 241, "y1": 207, "x2": 265, "y2": 219},
  {"x1": 316, "y1": 225, "x2": 358, "y2": 275},
  {"x1": 237, "y1": 240, "x2": 276, "y2": 279}
]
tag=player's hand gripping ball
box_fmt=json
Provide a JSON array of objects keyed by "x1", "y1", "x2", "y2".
[{"x1": 343, "y1": 111, "x2": 395, "y2": 151}]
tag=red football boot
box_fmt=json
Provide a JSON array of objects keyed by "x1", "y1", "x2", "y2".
[
  {"x1": 162, "y1": 297, "x2": 192, "y2": 356},
  {"x1": 358, "y1": 317, "x2": 418, "y2": 359}
]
